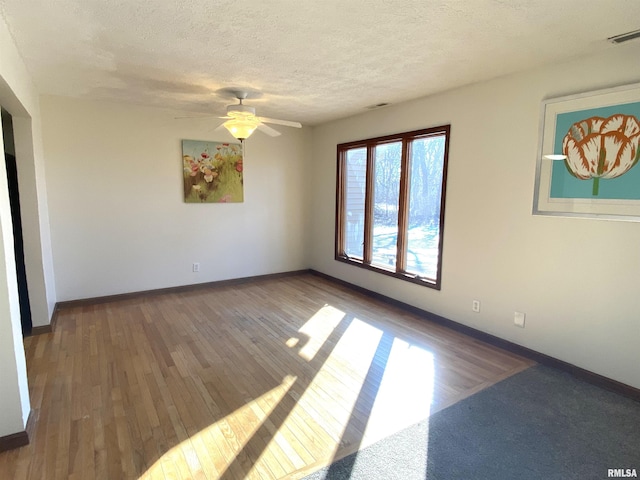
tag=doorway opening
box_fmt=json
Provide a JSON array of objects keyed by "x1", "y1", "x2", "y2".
[{"x1": 1, "y1": 108, "x2": 33, "y2": 335}]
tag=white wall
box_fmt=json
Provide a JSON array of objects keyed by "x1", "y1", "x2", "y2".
[
  {"x1": 41, "y1": 96, "x2": 310, "y2": 301},
  {"x1": 0, "y1": 13, "x2": 58, "y2": 437},
  {"x1": 310, "y1": 42, "x2": 640, "y2": 389}
]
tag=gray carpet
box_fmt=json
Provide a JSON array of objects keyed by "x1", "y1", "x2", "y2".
[{"x1": 303, "y1": 365, "x2": 640, "y2": 480}]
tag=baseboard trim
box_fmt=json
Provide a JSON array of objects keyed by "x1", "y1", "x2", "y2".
[
  {"x1": 28, "y1": 305, "x2": 60, "y2": 336},
  {"x1": 55, "y1": 269, "x2": 311, "y2": 309},
  {"x1": 309, "y1": 269, "x2": 640, "y2": 402},
  {"x1": 0, "y1": 410, "x2": 34, "y2": 453}
]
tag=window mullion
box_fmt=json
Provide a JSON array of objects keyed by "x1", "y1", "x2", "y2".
[
  {"x1": 396, "y1": 138, "x2": 410, "y2": 272},
  {"x1": 363, "y1": 145, "x2": 375, "y2": 264}
]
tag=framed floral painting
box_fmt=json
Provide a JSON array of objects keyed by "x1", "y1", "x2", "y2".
[
  {"x1": 182, "y1": 140, "x2": 243, "y2": 203},
  {"x1": 533, "y1": 83, "x2": 640, "y2": 221}
]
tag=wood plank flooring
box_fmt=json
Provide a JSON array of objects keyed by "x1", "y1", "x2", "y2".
[{"x1": 0, "y1": 273, "x2": 534, "y2": 479}]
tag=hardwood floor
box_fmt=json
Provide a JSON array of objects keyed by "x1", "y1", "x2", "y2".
[{"x1": 0, "y1": 273, "x2": 534, "y2": 479}]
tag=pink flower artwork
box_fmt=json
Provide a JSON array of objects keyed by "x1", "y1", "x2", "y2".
[{"x1": 182, "y1": 140, "x2": 244, "y2": 203}]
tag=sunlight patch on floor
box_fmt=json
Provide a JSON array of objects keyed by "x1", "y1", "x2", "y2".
[
  {"x1": 294, "y1": 304, "x2": 346, "y2": 361},
  {"x1": 364, "y1": 340, "x2": 434, "y2": 441},
  {"x1": 288, "y1": 316, "x2": 384, "y2": 445},
  {"x1": 139, "y1": 375, "x2": 297, "y2": 479},
  {"x1": 288, "y1": 308, "x2": 435, "y2": 456},
  {"x1": 141, "y1": 304, "x2": 436, "y2": 479}
]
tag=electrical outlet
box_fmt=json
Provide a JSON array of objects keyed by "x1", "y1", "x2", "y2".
[
  {"x1": 472, "y1": 300, "x2": 481, "y2": 313},
  {"x1": 514, "y1": 311, "x2": 525, "y2": 328},
  {"x1": 192, "y1": 262, "x2": 200, "y2": 273}
]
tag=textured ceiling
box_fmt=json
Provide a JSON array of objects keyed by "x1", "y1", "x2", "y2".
[{"x1": 1, "y1": 0, "x2": 639, "y2": 125}]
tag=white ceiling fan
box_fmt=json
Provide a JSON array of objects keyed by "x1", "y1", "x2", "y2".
[{"x1": 179, "y1": 89, "x2": 302, "y2": 142}]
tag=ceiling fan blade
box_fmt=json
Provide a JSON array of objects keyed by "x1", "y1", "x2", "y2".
[
  {"x1": 174, "y1": 114, "x2": 219, "y2": 120},
  {"x1": 257, "y1": 123, "x2": 281, "y2": 137},
  {"x1": 258, "y1": 116, "x2": 302, "y2": 128},
  {"x1": 214, "y1": 123, "x2": 226, "y2": 132},
  {"x1": 174, "y1": 115, "x2": 231, "y2": 120}
]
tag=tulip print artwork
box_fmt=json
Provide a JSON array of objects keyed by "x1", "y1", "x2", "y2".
[
  {"x1": 535, "y1": 86, "x2": 640, "y2": 219},
  {"x1": 561, "y1": 114, "x2": 640, "y2": 196},
  {"x1": 549, "y1": 99, "x2": 640, "y2": 201},
  {"x1": 182, "y1": 140, "x2": 244, "y2": 203}
]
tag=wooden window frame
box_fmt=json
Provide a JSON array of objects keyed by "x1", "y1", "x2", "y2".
[{"x1": 335, "y1": 125, "x2": 451, "y2": 290}]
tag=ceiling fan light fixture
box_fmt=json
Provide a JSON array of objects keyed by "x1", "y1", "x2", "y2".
[{"x1": 223, "y1": 118, "x2": 258, "y2": 141}]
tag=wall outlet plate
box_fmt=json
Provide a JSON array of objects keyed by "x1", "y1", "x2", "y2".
[
  {"x1": 514, "y1": 311, "x2": 525, "y2": 328},
  {"x1": 472, "y1": 300, "x2": 480, "y2": 313}
]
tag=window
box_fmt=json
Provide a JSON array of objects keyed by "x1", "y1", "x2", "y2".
[{"x1": 335, "y1": 125, "x2": 450, "y2": 289}]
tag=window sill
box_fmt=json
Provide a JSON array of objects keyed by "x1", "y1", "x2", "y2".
[{"x1": 335, "y1": 255, "x2": 441, "y2": 290}]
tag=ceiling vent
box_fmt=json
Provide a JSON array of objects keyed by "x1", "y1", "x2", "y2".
[{"x1": 608, "y1": 28, "x2": 640, "y2": 44}]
